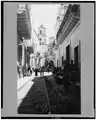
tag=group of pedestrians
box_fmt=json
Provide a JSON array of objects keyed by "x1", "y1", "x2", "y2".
[
  {"x1": 17, "y1": 61, "x2": 34, "y2": 79},
  {"x1": 34, "y1": 67, "x2": 44, "y2": 77},
  {"x1": 17, "y1": 61, "x2": 51, "y2": 79}
]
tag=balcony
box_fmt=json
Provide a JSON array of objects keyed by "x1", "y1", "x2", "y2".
[
  {"x1": 56, "y1": 4, "x2": 80, "y2": 44},
  {"x1": 17, "y1": 4, "x2": 32, "y2": 40}
]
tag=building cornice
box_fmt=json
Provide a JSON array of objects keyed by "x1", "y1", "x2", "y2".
[
  {"x1": 57, "y1": 21, "x2": 80, "y2": 50},
  {"x1": 56, "y1": 4, "x2": 80, "y2": 45}
]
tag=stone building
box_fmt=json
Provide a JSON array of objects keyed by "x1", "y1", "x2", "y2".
[
  {"x1": 55, "y1": 4, "x2": 80, "y2": 67},
  {"x1": 38, "y1": 24, "x2": 47, "y2": 45},
  {"x1": 28, "y1": 24, "x2": 48, "y2": 68},
  {"x1": 47, "y1": 39, "x2": 56, "y2": 66},
  {"x1": 29, "y1": 21, "x2": 40, "y2": 69},
  {"x1": 48, "y1": 36, "x2": 55, "y2": 45},
  {"x1": 54, "y1": 4, "x2": 80, "y2": 84},
  {"x1": 55, "y1": 2, "x2": 94, "y2": 86},
  {"x1": 54, "y1": 4, "x2": 68, "y2": 36},
  {"x1": 17, "y1": 4, "x2": 33, "y2": 76}
]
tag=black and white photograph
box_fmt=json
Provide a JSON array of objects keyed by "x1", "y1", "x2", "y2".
[
  {"x1": 17, "y1": 3, "x2": 81, "y2": 114},
  {"x1": 2, "y1": 1, "x2": 95, "y2": 118}
]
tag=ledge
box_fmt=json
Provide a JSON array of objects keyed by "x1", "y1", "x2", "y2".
[
  {"x1": 56, "y1": 4, "x2": 80, "y2": 40},
  {"x1": 56, "y1": 4, "x2": 80, "y2": 45}
]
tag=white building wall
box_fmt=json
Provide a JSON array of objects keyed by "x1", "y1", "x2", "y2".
[
  {"x1": 55, "y1": 3, "x2": 94, "y2": 117},
  {"x1": 70, "y1": 24, "x2": 80, "y2": 62},
  {"x1": 56, "y1": 21, "x2": 80, "y2": 67}
]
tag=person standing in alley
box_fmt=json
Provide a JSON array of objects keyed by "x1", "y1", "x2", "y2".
[
  {"x1": 35, "y1": 67, "x2": 38, "y2": 76},
  {"x1": 30, "y1": 66, "x2": 32, "y2": 75},
  {"x1": 42, "y1": 66, "x2": 44, "y2": 76},
  {"x1": 28, "y1": 65, "x2": 30, "y2": 75},
  {"x1": 40, "y1": 67, "x2": 42, "y2": 76},
  {"x1": 47, "y1": 65, "x2": 49, "y2": 73}
]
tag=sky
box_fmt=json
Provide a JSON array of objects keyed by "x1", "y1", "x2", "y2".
[{"x1": 30, "y1": 4, "x2": 60, "y2": 39}]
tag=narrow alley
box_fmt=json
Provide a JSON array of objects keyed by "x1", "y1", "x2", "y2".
[
  {"x1": 17, "y1": 3, "x2": 81, "y2": 114},
  {"x1": 2, "y1": 1, "x2": 94, "y2": 118},
  {"x1": 17, "y1": 72, "x2": 80, "y2": 114}
]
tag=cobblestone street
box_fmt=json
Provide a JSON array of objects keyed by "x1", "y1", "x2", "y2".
[
  {"x1": 18, "y1": 73, "x2": 80, "y2": 114},
  {"x1": 18, "y1": 74, "x2": 51, "y2": 114}
]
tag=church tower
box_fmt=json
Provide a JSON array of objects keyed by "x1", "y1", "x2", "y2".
[{"x1": 38, "y1": 24, "x2": 47, "y2": 45}]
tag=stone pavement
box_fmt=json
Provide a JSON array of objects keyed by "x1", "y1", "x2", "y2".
[
  {"x1": 17, "y1": 72, "x2": 35, "y2": 90},
  {"x1": 44, "y1": 75, "x2": 69, "y2": 114},
  {"x1": 17, "y1": 74, "x2": 69, "y2": 114},
  {"x1": 17, "y1": 73, "x2": 80, "y2": 114},
  {"x1": 17, "y1": 80, "x2": 34, "y2": 107},
  {"x1": 17, "y1": 72, "x2": 52, "y2": 91},
  {"x1": 18, "y1": 77, "x2": 50, "y2": 114},
  {"x1": 17, "y1": 72, "x2": 52, "y2": 107}
]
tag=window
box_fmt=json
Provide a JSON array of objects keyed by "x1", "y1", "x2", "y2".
[{"x1": 74, "y1": 46, "x2": 78, "y2": 67}]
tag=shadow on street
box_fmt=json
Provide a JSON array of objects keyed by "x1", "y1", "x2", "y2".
[
  {"x1": 18, "y1": 77, "x2": 50, "y2": 114},
  {"x1": 18, "y1": 75, "x2": 80, "y2": 114}
]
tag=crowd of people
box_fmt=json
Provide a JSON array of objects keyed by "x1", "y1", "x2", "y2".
[
  {"x1": 17, "y1": 62, "x2": 46, "y2": 79},
  {"x1": 17, "y1": 59, "x2": 80, "y2": 91}
]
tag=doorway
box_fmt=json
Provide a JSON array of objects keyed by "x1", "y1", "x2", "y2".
[
  {"x1": 66, "y1": 44, "x2": 70, "y2": 63},
  {"x1": 74, "y1": 46, "x2": 79, "y2": 67}
]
